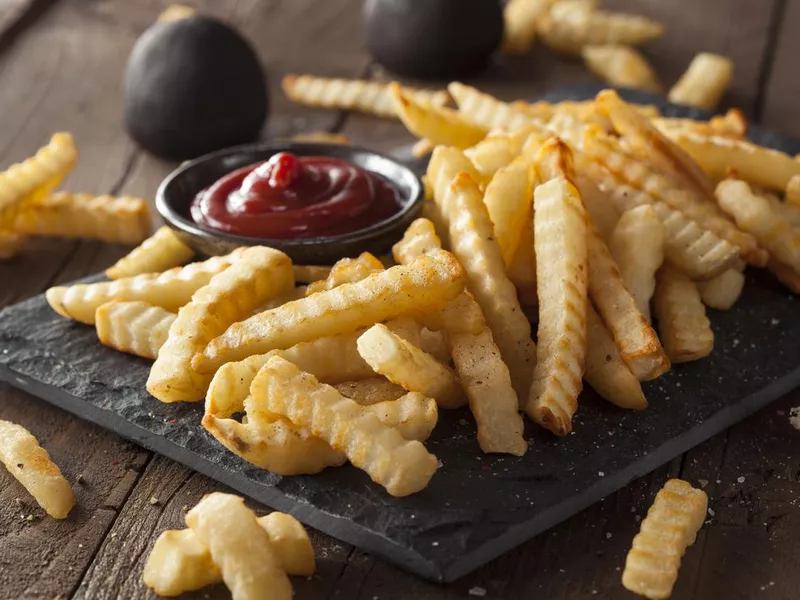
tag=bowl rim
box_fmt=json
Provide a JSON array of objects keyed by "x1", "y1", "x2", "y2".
[{"x1": 155, "y1": 140, "x2": 424, "y2": 249}]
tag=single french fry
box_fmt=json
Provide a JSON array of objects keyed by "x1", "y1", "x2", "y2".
[
  {"x1": 0, "y1": 132, "x2": 77, "y2": 228},
  {"x1": 306, "y1": 252, "x2": 385, "y2": 295},
  {"x1": 256, "y1": 356, "x2": 439, "y2": 496},
  {"x1": 0, "y1": 229, "x2": 26, "y2": 259},
  {"x1": 158, "y1": 4, "x2": 196, "y2": 22},
  {"x1": 585, "y1": 306, "x2": 647, "y2": 410},
  {"x1": 15, "y1": 192, "x2": 151, "y2": 244},
  {"x1": 105, "y1": 226, "x2": 194, "y2": 279},
  {"x1": 425, "y1": 146, "x2": 483, "y2": 247},
  {"x1": 143, "y1": 512, "x2": 314, "y2": 597},
  {"x1": 582, "y1": 45, "x2": 661, "y2": 92},
  {"x1": 285, "y1": 130, "x2": 350, "y2": 145},
  {"x1": 574, "y1": 174, "x2": 620, "y2": 242},
  {"x1": 147, "y1": 247, "x2": 293, "y2": 403},
  {"x1": 507, "y1": 220, "x2": 538, "y2": 306},
  {"x1": 185, "y1": 493, "x2": 292, "y2": 600},
  {"x1": 609, "y1": 205, "x2": 665, "y2": 321},
  {"x1": 525, "y1": 161, "x2": 588, "y2": 436},
  {"x1": 354, "y1": 392, "x2": 438, "y2": 441},
  {"x1": 48, "y1": 252, "x2": 242, "y2": 325},
  {"x1": 357, "y1": 323, "x2": 465, "y2": 409},
  {"x1": 333, "y1": 378, "x2": 408, "y2": 405},
  {"x1": 587, "y1": 222, "x2": 670, "y2": 380},
  {"x1": 502, "y1": 0, "x2": 556, "y2": 54},
  {"x1": 394, "y1": 218, "x2": 526, "y2": 455},
  {"x1": 195, "y1": 253, "x2": 464, "y2": 373},
  {"x1": 652, "y1": 110, "x2": 747, "y2": 140},
  {"x1": 653, "y1": 265, "x2": 714, "y2": 363},
  {"x1": 390, "y1": 82, "x2": 487, "y2": 149},
  {"x1": 95, "y1": 301, "x2": 176, "y2": 359},
  {"x1": 622, "y1": 479, "x2": 708, "y2": 600},
  {"x1": 716, "y1": 179, "x2": 800, "y2": 271},
  {"x1": 697, "y1": 268, "x2": 745, "y2": 310},
  {"x1": 437, "y1": 172, "x2": 537, "y2": 399},
  {"x1": 292, "y1": 264, "x2": 332, "y2": 284},
  {"x1": 282, "y1": 74, "x2": 449, "y2": 119},
  {"x1": 464, "y1": 134, "x2": 518, "y2": 179},
  {"x1": 447, "y1": 82, "x2": 541, "y2": 132},
  {"x1": 411, "y1": 138, "x2": 435, "y2": 159},
  {"x1": 483, "y1": 157, "x2": 535, "y2": 266},
  {"x1": 668, "y1": 53, "x2": 733, "y2": 110},
  {"x1": 0, "y1": 420, "x2": 76, "y2": 519}
]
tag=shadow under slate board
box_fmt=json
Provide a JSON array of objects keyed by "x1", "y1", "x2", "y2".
[{"x1": 2, "y1": 86, "x2": 800, "y2": 583}]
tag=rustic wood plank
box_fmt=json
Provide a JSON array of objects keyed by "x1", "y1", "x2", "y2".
[{"x1": 761, "y1": 0, "x2": 800, "y2": 135}]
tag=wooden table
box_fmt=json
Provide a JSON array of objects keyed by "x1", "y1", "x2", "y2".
[{"x1": 1, "y1": 0, "x2": 799, "y2": 598}]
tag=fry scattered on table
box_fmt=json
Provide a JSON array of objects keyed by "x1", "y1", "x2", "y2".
[
  {"x1": 668, "y1": 52, "x2": 733, "y2": 111},
  {"x1": 582, "y1": 45, "x2": 661, "y2": 92},
  {"x1": 106, "y1": 226, "x2": 195, "y2": 279}
]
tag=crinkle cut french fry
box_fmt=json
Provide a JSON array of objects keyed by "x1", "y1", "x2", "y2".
[
  {"x1": 394, "y1": 217, "x2": 526, "y2": 455},
  {"x1": 147, "y1": 246, "x2": 293, "y2": 403},
  {"x1": 716, "y1": 179, "x2": 800, "y2": 271},
  {"x1": 256, "y1": 356, "x2": 439, "y2": 497},
  {"x1": 143, "y1": 512, "x2": 314, "y2": 597},
  {"x1": 609, "y1": 205, "x2": 665, "y2": 321},
  {"x1": 585, "y1": 306, "x2": 647, "y2": 410},
  {"x1": 390, "y1": 83, "x2": 487, "y2": 149},
  {"x1": 48, "y1": 251, "x2": 243, "y2": 325},
  {"x1": 668, "y1": 53, "x2": 733, "y2": 111},
  {"x1": 507, "y1": 220, "x2": 538, "y2": 306},
  {"x1": 438, "y1": 173, "x2": 536, "y2": 399},
  {"x1": 15, "y1": 192, "x2": 151, "y2": 245},
  {"x1": 483, "y1": 157, "x2": 534, "y2": 266},
  {"x1": 95, "y1": 301, "x2": 176, "y2": 359},
  {"x1": 0, "y1": 132, "x2": 77, "y2": 228},
  {"x1": 622, "y1": 479, "x2": 707, "y2": 600},
  {"x1": 447, "y1": 82, "x2": 541, "y2": 132},
  {"x1": 653, "y1": 265, "x2": 714, "y2": 363},
  {"x1": 282, "y1": 74, "x2": 449, "y2": 119},
  {"x1": 582, "y1": 45, "x2": 661, "y2": 92},
  {"x1": 652, "y1": 110, "x2": 747, "y2": 140},
  {"x1": 105, "y1": 226, "x2": 194, "y2": 279},
  {"x1": 579, "y1": 155, "x2": 740, "y2": 278},
  {"x1": 502, "y1": 0, "x2": 556, "y2": 54},
  {"x1": 185, "y1": 493, "x2": 293, "y2": 600},
  {"x1": 464, "y1": 134, "x2": 519, "y2": 179},
  {"x1": 306, "y1": 252, "x2": 385, "y2": 294},
  {"x1": 525, "y1": 169, "x2": 588, "y2": 436},
  {"x1": 574, "y1": 174, "x2": 620, "y2": 242},
  {"x1": 333, "y1": 378, "x2": 408, "y2": 405},
  {"x1": 0, "y1": 420, "x2": 76, "y2": 519},
  {"x1": 697, "y1": 268, "x2": 745, "y2": 310},
  {"x1": 0, "y1": 229, "x2": 26, "y2": 259},
  {"x1": 587, "y1": 223, "x2": 670, "y2": 380},
  {"x1": 194, "y1": 253, "x2": 464, "y2": 373},
  {"x1": 426, "y1": 147, "x2": 483, "y2": 250},
  {"x1": 357, "y1": 324, "x2": 465, "y2": 409}
]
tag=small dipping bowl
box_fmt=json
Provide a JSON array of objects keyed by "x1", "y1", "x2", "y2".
[{"x1": 156, "y1": 142, "x2": 424, "y2": 264}]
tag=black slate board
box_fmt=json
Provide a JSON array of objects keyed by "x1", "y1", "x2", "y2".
[{"x1": 2, "y1": 87, "x2": 800, "y2": 583}]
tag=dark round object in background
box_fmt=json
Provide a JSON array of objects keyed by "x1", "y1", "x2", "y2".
[
  {"x1": 363, "y1": 0, "x2": 504, "y2": 79},
  {"x1": 124, "y1": 16, "x2": 268, "y2": 161}
]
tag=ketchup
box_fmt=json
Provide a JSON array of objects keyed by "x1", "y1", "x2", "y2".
[{"x1": 191, "y1": 152, "x2": 402, "y2": 239}]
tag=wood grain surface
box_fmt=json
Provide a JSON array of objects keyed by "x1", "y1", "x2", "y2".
[{"x1": 1, "y1": 0, "x2": 798, "y2": 599}]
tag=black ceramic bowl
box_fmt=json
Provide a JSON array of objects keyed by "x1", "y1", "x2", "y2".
[{"x1": 156, "y1": 142, "x2": 424, "y2": 264}]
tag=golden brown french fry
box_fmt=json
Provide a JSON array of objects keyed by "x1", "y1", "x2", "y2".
[
  {"x1": 652, "y1": 110, "x2": 747, "y2": 140},
  {"x1": 143, "y1": 512, "x2": 314, "y2": 597},
  {"x1": 390, "y1": 82, "x2": 487, "y2": 149},
  {"x1": 185, "y1": 493, "x2": 293, "y2": 600},
  {"x1": 0, "y1": 132, "x2": 77, "y2": 228},
  {"x1": 483, "y1": 157, "x2": 535, "y2": 266},
  {"x1": 194, "y1": 253, "x2": 465, "y2": 373},
  {"x1": 622, "y1": 479, "x2": 708, "y2": 600},
  {"x1": 464, "y1": 133, "x2": 520, "y2": 179},
  {"x1": 409, "y1": 138, "x2": 433, "y2": 159},
  {"x1": 585, "y1": 306, "x2": 647, "y2": 410},
  {"x1": 587, "y1": 222, "x2": 670, "y2": 380},
  {"x1": 507, "y1": 219, "x2": 538, "y2": 306},
  {"x1": 15, "y1": 192, "x2": 151, "y2": 244},
  {"x1": 582, "y1": 45, "x2": 661, "y2": 92},
  {"x1": 716, "y1": 179, "x2": 800, "y2": 271},
  {"x1": 668, "y1": 53, "x2": 733, "y2": 110},
  {"x1": 437, "y1": 172, "x2": 537, "y2": 399},
  {"x1": 147, "y1": 247, "x2": 293, "y2": 403},
  {"x1": 697, "y1": 268, "x2": 745, "y2": 310},
  {"x1": 653, "y1": 265, "x2": 714, "y2": 363},
  {"x1": 48, "y1": 252, "x2": 243, "y2": 325},
  {"x1": 502, "y1": 0, "x2": 556, "y2": 54},
  {"x1": 525, "y1": 144, "x2": 589, "y2": 436},
  {"x1": 0, "y1": 229, "x2": 26, "y2": 259},
  {"x1": 285, "y1": 131, "x2": 350, "y2": 145},
  {"x1": 95, "y1": 301, "x2": 176, "y2": 359},
  {"x1": 786, "y1": 175, "x2": 800, "y2": 207},
  {"x1": 158, "y1": 4, "x2": 195, "y2": 22},
  {"x1": 0, "y1": 420, "x2": 75, "y2": 519},
  {"x1": 105, "y1": 226, "x2": 194, "y2": 279},
  {"x1": 447, "y1": 82, "x2": 541, "y2": 132},
  {"x1": 425, "y1": 146, "x2": 483, "y2": 246},
  {"x1": 282, "y1": 75, "x2": 449, "y2": 119},
  {"x1": 333, "y1": 378, "x2": 408, "y2": 405},
  {"x1": 357, "y1": 323, "x2": 465, "y2": 409},
  {"x1": 609, "y1": 205, "x2": 665, "y2": 321},
  {"x1": 306, "y1": 252, "x2": 384, "y2": 294},
  {"x1": 256, "y1": 356, "x2": 439, "y2": 496},
  {"x1": 574, "y1": 174, "x2": 620, "y2": 242}
]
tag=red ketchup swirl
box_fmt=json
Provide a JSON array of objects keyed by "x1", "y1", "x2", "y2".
[{"x1": 191, "y1": 152, "x2": 402, "y2": 239}]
